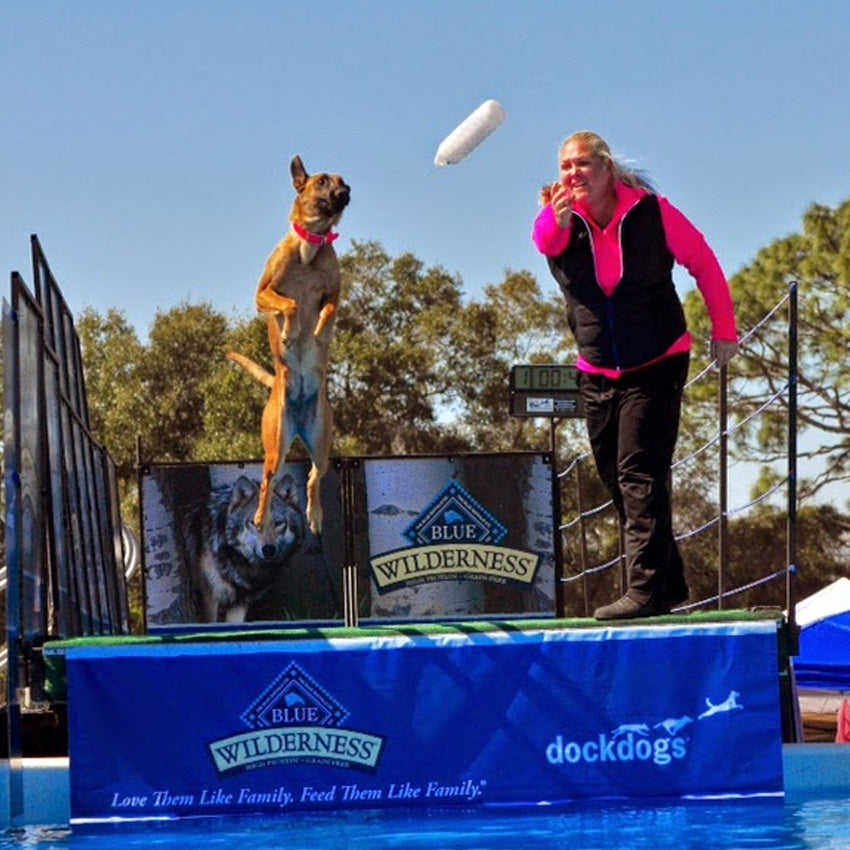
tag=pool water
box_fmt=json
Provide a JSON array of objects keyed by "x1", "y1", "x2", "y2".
[{"x1": 2, "y1": 796, "x2": 847, "y2": 850}]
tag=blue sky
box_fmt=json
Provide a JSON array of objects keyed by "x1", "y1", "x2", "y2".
[{"x1": 3, "y1": 0, "x2": 849, "y2": 341}]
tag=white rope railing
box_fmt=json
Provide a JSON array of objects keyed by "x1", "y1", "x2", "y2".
[{"x1": 557, "y1": 290, "x2": 795, "y2": 611}]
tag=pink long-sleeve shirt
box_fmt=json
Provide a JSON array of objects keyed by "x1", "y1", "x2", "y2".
[{"x1": 533, "y1": 182, "x2": 737, "y2": 378}]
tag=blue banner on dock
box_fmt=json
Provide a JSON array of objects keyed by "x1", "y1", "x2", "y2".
[{"x1": 67, "y1": 622, "x2": 784, "y2": 823}]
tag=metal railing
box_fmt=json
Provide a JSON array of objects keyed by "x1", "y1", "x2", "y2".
[
  {"x1": 0, "y1": 524, "x2": 140, "y2": 673},
  {"x1": 555, "y1": 283, "x2": 799, "y2": 615}
]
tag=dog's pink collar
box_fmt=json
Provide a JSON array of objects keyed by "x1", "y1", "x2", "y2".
[{"x1": 292, "y1": 221, "x2": 339, "y2": 245}]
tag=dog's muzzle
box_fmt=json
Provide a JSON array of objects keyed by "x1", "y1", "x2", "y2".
[
  {"x1": 333, "y1": 184, "x2": 351, "y2": 211},
  {"x1": 318, "y1": 188, "x2": 350, "y2": 216}
]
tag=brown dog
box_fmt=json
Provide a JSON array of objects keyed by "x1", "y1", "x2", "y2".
[{"x1": 228, "y1": 155, "x2": 350, "y2": 535}]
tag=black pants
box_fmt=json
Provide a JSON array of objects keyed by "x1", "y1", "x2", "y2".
[{"x1": 579, "y1": 353, "x2": 689, "y2": 605}]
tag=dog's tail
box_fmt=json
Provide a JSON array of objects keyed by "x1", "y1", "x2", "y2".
[{"x1": 227, "y1": 351, "x2": 274, "y2": 389}]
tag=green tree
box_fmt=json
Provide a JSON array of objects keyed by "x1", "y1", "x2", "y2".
[
  {"x1": 80, "y1": 243, "x2": 580, "y2": 466},
  {"x1": 723, "y1": 503, "x2": 850, "y2": 609},
  {"x1": 332, "y1": 240, "x2": 480, "y2": 454},
  {"x1": 77, "y1": 307, "x2": 148, "y2": 475},
  {"x1": 79, "y1": 301, "x2": 236, "y2": 467},
  {"x1": 684, "y1": 198, "x2": 850, "y2": 503},
  {"x1": 139, "y1": 301, "x2": 230, "y2": 462},
  {"x1": 457, "y1": 269, "x2": 584, "y2": 455},
  {"x1": 195, "y1": 313, "x2": 268, "y2": 461},
  {"x1": 673, "y1": 199, "x2": 850, "y2": 609}
]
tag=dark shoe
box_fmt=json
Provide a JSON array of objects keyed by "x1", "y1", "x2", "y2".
[
  {"x1": 666, "y1": 590, "x2": 689, "y2": 608},
  {"x1": 594, "y1": 594, "x2": 670, "y2": 621},
  {"x1": 667, "y1": 578, "x2": 689, "y2": 607}
]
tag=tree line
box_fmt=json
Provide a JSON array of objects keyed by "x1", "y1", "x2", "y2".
[
  {"x1": 78, "y1": 240, "x2": 581, "y2": 470},
  {"x1": 77, "y1": 201, "x2": 850, "y2": 616}
]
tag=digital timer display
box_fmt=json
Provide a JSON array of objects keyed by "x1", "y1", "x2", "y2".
[
  {"x1": 509, "y1": 365, "x2": 584, "y2": 418},
  {"x1": 510, "y1": 364, "x2": 579, "y2": 392}
]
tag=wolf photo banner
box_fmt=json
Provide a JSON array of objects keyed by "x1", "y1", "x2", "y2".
[
  {"x1": 141, "y1": 460, "x2": 345, "y2": 628},
  {"x1": 140, "y1": 452, "x2": 559, "y2": 628},
  {"x1": 66, "y1": 620, "x2": 784, "y2": 823}
]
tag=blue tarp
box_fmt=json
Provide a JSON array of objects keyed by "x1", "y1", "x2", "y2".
[{"x1": 795, "y1": 610, "x2": 850, "y2": 691}]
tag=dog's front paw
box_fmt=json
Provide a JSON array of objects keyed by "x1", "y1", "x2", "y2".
[{"x1": 314, "y1": 303, "x2": 336, "y2": 338}]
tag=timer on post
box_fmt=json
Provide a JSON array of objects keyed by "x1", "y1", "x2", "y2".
[{"x1": 509, "y1": 365, "x2": 583, "y2": 418}]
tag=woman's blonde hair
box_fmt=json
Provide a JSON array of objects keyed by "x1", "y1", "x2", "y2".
[{"x1": 559, "y1": 131, "x2": 656, "y2": 192}]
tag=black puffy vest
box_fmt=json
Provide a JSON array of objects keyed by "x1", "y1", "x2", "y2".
[{"x1": 547, "y1": 195, "x2": 686, "y2": 370}]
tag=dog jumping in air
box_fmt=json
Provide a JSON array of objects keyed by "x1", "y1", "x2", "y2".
[{"x1": 228, "y1": 155, "x2": 350, "y2": 536}]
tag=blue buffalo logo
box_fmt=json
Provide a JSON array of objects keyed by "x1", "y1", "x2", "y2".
[
  {"x1": 240, "y1": 662, "x2": 348, "y2": 730},
  {"x1": 403, "y1": 481, "x2": 507, "y2": 547},
  {"x1": 210, "y1": 662, "x2": 385, "y2": 775}
]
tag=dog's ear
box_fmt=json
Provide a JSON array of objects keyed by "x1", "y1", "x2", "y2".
[{"x1": 290, "y1": 156, "x2": 309, "y2": 193}]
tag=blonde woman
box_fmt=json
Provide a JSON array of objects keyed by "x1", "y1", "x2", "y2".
[{"x1": 533, "y1": 131, "x2": 738, "y2": 620}]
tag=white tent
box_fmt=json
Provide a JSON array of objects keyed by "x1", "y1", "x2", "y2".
[
  {"x1": 792, "y1": 579, "x2": 850, "y2": 740},
  {"x1": 793, "y1": 578, "x2": 850, "y2": 692},
  {"x1": 794, "y1": 577, "x2": 850, "y2": 629}
]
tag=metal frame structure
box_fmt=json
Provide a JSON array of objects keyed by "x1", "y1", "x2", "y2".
[{"x1": 3, "y1": 238, "x2": 130, "y2": 793}]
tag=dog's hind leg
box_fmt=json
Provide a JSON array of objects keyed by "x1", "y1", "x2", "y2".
[
  {"x1": 255, "y1": 370, "x2": 287, "y2": 530},
  {"x1": 225, "y1": 603, "x2": 249, "y2": 624},
  {"x1": 201, "y1": 590, "x2": 219, "y2": 624},
  {"x1": 305, "y1": 460, "x2": 326, "y2": 535},
  {"x1": 303, "y1": 395, "x2": 333, "y2": 535}
]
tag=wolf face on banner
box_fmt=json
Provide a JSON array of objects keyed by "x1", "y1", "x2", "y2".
[{"x1": 182, "y1": 475, "x2": 307, "y2": 623}]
